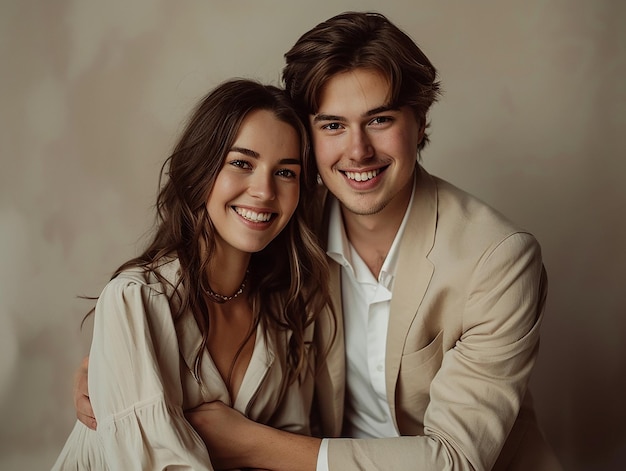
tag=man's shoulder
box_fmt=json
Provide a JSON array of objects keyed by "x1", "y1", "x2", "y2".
[
  {"x1": 418, "y1": 172, "x2": 542, "y2": 263},
  {"x1": 431, "y1": 174, "x2": 526, "y2": 236}
]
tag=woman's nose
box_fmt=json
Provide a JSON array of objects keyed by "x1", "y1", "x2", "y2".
[{"x1": 248, "y1": 172, "x2": 276, "y2": 200}]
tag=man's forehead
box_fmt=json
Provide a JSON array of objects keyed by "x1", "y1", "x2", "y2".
[{"x1": 314, "y1": 69, "x2": 394, "y2": 117}]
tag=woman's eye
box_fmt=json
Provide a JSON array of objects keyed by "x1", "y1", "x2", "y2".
[
  {"x1": 276, "y1": 169, "x2": 298, "y2": 179},
  {"x1": 229, "y1": 159, "x2": 251, "y2": 169}
]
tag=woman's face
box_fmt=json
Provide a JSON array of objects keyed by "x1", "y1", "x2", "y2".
[{"x1": 207, "y1": 108, "x2": 302, "y2": 256}]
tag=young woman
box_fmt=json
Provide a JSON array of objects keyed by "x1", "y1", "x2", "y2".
[{"x1": 52, "y1": 79, "x2": 332, "y2": 470}]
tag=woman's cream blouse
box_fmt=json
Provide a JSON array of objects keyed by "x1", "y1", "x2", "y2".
[{"x1": 52, "y1": 259, "x2": 314, "y2": 470}]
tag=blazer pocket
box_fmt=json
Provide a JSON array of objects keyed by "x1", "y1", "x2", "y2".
[
  {"x1": 396, "y1": 331, "x2": 444, "y2": 415},
  {"x1": 400, "y1": 330, "x2": 444, "y2": 371}
]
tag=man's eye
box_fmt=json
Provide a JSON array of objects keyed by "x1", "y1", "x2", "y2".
[
  {"x1": 370, "y1": 116, "x2": 392, "y2": 125},
  {"x1": 321, "y1": 122, "x2": 342, "y2": 131}
]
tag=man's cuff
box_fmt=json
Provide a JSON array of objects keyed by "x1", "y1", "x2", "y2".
[{"x1": 315, "y1": 438, "x2": 330, "y2": 471}]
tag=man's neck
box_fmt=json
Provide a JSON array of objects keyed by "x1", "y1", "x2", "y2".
[{"x1": 341, "y1": 182, "x2": 413, "y2": 277}]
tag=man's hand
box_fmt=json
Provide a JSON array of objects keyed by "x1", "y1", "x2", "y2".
[
  {"x1": 185, "y1": 401, "x2": 320, "y2": 471},
  {"x1": 73, "y1": 356, "x2": 97, "y2": 430}
]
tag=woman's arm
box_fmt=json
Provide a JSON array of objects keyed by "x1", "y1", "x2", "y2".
[
  {"x1": 73, "y1": 356, "x2": 96, "y2": 430},
  {"x1": 186, "y1": 401, "x2": 321, "y2": 471},
  {"x1": 87, "y1": 276, "x2": 214, "y2": 470}
]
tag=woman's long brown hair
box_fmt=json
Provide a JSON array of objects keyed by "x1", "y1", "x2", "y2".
[{"x1": 88, "y1": 79, "x2": 332, "y2": 391}]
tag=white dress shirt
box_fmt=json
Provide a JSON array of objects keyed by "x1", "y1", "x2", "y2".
[{"x1": 316, "y1": 182, "x2": 415, "y2": 470}]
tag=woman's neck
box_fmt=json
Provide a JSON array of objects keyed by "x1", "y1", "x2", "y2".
[{"x1": 205, "y1": 247, "x2": 251, "y2": 298}]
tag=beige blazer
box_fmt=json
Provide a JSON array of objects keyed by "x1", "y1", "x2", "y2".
[{"x1": 313, "y1": 166, "x2": 561, "y2": 470}]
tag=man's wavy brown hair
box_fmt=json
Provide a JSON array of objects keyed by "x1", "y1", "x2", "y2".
[{"x1": 283, "y1": 11, "x2": 442, "y2": 155}]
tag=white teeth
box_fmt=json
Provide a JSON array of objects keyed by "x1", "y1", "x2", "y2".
[
  {"x1": 235, "y1": 207, "x2": 272, "y2": 222},
  {"x1": 345, "y1": 169, "x2": 380, "y2": 182}
]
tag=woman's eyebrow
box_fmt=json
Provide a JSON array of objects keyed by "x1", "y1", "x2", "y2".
[
  {"x1": 230, "y1": 147, "x2": 301, "y2": 165},
  {"x1": 280, "y1": 158, "x2": 301, "y2": 165},
  {"x1": 230, "y1": 146, "x2": 259, "y2": 158}
]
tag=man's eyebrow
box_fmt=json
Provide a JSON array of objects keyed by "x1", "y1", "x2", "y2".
[
  {"x1": 312, "y1": 105, "x2": 398, "y2": 123},
  {"x1": 230, "y1": 147, "x2": 301, "y2": 165},
  {"x1": 312, "y1": 114, "x2": 344, "y2": 123},
  {"x1": 365, "y1": 105, "x2": 398, "y2": 117}
]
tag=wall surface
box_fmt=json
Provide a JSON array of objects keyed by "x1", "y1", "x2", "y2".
[{"x1": 1, "y1": 1, "x2": 624, "y2": 469}]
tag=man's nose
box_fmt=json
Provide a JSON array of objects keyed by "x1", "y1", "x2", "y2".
[{"x1": 347, "y1": 128, "x2": 374, "y2": 161}]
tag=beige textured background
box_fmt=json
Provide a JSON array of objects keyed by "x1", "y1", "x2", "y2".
[{"x1": 1, "y1": 1, "x2": 624, "y2": 469}]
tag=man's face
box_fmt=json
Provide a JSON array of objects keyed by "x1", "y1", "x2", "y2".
[{"x1": 309, "y1": 68, "x2": 423, "y2": 219}]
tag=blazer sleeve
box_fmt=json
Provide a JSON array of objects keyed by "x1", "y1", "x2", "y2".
[
  {"x1": 89, "y1": 277, "x2": 214, "y2": 471},
  {"x1": 327, "y1": 232, "x2": 547, "y2": 471}
]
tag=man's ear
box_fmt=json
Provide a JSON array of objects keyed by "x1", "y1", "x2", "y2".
[{"x1": 417, "y1": 120, "x2": 426, "y2": 144}]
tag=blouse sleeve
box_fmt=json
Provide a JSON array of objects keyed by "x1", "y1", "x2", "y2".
[{"x1": 89, "y1": 275, "x2": 214, "y2": 471}]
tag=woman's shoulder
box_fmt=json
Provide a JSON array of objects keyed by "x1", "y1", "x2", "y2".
[
  {"x1": 94, "y1": 258, "x2": 182, "y2": 333},
  {"x1": 96, "y1": 258, "x2": 182, "y2": 313},
  {"x1": 111, "y1": 258, "x2": 181, "y2": 290}
]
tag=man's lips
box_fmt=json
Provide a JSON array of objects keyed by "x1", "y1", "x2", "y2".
[{"x1": 341, "y1": 165, "x2": 388, "y2": 182}]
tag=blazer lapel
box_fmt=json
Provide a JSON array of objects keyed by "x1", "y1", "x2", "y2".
[
  {"x1": 385, "y1": 167, "x2": 437, "y2": 428},
  {"x1": 314, "y1": 188, "x2": 346, "y2": 437}
]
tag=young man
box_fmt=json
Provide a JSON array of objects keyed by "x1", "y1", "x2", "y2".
[{"x1": 75, "y1": 11, "x2": 560, "y2": 471}]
